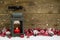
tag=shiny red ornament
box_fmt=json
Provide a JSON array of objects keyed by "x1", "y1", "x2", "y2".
[{"x1": 14, "y1": 27, "x2": 20, "y2": 34}]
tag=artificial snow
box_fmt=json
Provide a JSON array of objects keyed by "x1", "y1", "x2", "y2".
[{"x1": 0, "y1": 35, "x2": 60, "y2": 40}]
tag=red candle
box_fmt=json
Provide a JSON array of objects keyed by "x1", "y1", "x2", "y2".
[{"x1": 14, "y1": 27, "x2": 20, "y2": 34}]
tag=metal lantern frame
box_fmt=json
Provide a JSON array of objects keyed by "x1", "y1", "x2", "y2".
[{"x1": 10, "y1": 13, "x2": 24, "y2": 37}]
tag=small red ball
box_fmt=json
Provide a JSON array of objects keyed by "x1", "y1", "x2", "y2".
[
  {"x1": 20, "y1": 34, "x2": 24, "y2": 38},
  {"x1": 14, "y1": 27, "x2": 20, "y2": 34}
]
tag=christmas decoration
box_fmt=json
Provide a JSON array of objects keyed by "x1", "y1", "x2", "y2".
[
  {"x1": 14, "y1": 27, "x2": 20, "y2": 34},
  {"x1": 40, "y1": 29, "x2": 45, "y2": 34},
  {"x1": 33, "y1": 29, "x2": 39, "y2": 36},
  {"x1": 20, "y1": 34, "x2": 24, "y2": 38},
  {"x1": 47, "y1": 28, "x2": 54, "y2": 36},
  {"x1": 0, "y1": 27, "x2": 60, "y2": 37},
  {"x1": 57, "y1": 30, "x2": 60, "y2": 35},
  {"x1": 43, "y1": 31, "x2": 49, "y2": 36},
  {"x1": 11, "y1": 13, "x2": 24, "y2": 37},
  {"x1": 6, "y1": 31, "x2": 11, "y2": 37},
  {"x1": 1, "y1": 27, "x2": 6, "y2": 37}
]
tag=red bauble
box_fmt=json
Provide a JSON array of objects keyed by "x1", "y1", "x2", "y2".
[
  {"x1": 43, "y1": 31, "x2": 49, "y2": 36},
  {"x1": 20, "y1": 34, "x2": 24, "y2": 38},
  {"x1": 14, "y1": 27, "x2": 20, "y2": 34},
  {"x1": 1, "y1": 32, "x2": 6, "y2": 37},
  {"x1": 57, "y1": 30, "x2": 60, "y2": 35}
]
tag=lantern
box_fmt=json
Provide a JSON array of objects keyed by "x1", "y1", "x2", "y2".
[{"x1": 10, "y1": 13, "x2": 24, "y2": 37}]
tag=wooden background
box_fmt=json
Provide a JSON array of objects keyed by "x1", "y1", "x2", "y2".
[{"x1": 0, "y1": 0, "x2": 60, "y2": 29}]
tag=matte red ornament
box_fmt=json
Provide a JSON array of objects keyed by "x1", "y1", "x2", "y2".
[
  {"x1": 20, "y1": 34, "x2": 24, "y2": 38},
  {"x1": 57, "y1": 30, "x2": 60, "y2": 35},
  {"x1": 1, "y1": 32, "x2": 6, "y2": 37}
]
